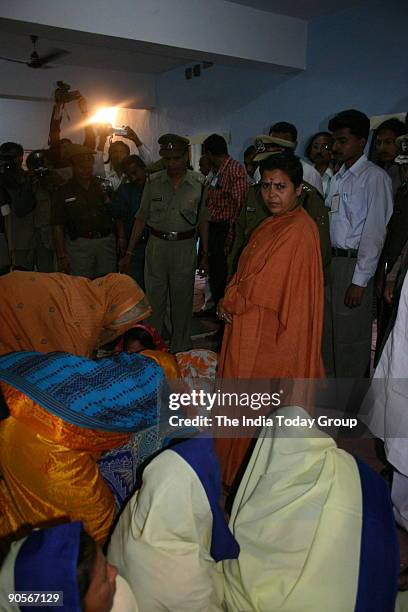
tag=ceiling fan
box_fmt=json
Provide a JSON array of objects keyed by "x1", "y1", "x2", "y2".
[{"x1": 0, "y1": 34, "x2": 70, "y2": 69}]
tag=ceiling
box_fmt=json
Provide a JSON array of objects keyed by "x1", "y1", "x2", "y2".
[
  {"x1": 0, "y1": 1, "x2": 364, "y2": 76},
  {"x1": 0, "y1": 20, "x2": 197, "y2": 75},
  {"x1": 226, "y1": 0, "x2": 364, "y2": 19}
]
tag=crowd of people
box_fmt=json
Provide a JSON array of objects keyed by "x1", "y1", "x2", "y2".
[{"x1": 0, "y1": 84, "x2": 408, "y2": 610}]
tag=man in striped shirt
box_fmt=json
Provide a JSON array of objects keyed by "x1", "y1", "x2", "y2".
[{"x1": 203, "y1": 134, "x2": 248, "y2": 312}]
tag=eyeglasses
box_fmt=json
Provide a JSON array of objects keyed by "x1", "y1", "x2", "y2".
[{"x1": 312, "y1": 143, "x2": 331, "y2": 151}]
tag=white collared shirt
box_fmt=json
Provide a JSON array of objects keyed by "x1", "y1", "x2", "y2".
[
  {"x1": 105, "y1": 165, "x2": 127, "y2": 191},
  {"x1": 93, "y1": 143, "x2": 154, "y2": 191},
  {"x1": 326, "y1": 154, "x2": 393, "y2": 287},
  {"x1": 321, "y1": 166, "x2": 334, "y2": 199}
]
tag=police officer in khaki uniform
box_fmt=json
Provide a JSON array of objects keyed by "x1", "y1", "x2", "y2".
[
  {"x1": 120, "y1": 134, "x2": 208, "y2": 353},
  {"x1": 52, "y1": 144, "x2": 117, "y2": 279},
  {"x1": 228, "y1": 135, "x2": 331, "y2": 283}
]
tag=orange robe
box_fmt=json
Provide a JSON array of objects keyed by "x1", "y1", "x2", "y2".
[
  {"x1": 141, "y1": 349, "x2": 181, "y2": 379},
  {"x1": 0, "y1": 271, "x2": 150, "y2": 357},
  {"x1": 0, "y1": 383, "x2": 129, "y2": 544},
  {"x1": 215, "y1": 208, "x2": 324, "y2": 486}
]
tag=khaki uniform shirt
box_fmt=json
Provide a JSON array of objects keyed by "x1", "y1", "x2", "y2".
[
  {"x1": 51, "y1": 176, "x2": 115, "y2": 239},
  {"x1": 228, "y1": 181, "x2": 331, "y2": 282},
  {"x1": 136, "y1": 169, "x2": 207, "y2": 232}
]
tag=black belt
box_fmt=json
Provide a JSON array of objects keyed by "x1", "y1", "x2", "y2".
[
  {"x1": 149, "y1": 227, "x2": 196, "y2": 241},
  {"x1": 74, "y1": 231, "x2": 112, "y2": 240},
  {"x1": 332, "y1": 247, "x2": 358, "y2": 258}
]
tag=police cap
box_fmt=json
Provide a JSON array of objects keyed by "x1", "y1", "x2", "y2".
[
  {"x1": 253, "y1": 134, "x2": 295, "y2": 162},
  {"x1": 158, "y1": 133, "x2": 189, "y2": 158}
]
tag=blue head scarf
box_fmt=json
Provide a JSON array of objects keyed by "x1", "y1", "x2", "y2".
[{"x1": 0, "y1": 351, "x2": 164, "y2": 432}]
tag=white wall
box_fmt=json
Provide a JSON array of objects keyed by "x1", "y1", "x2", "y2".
[
  {"x1": 156, "y1": 0, "x2": 408, "y2": 161},
  {"x1": 101, "y1": 108, "x2": 159, "y2": 160},
  {"x1": 0, "y1": 101, "x2": 158, "y2": 157},
  {"x1": 0, "y1": 58, "x2": 157, "y2": 152},
  {"x1": 0, "y1": 99, "x2": 52, "y2": 150}
]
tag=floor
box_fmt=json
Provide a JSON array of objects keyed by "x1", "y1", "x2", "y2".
[
  {"x1": 191, "y1": 273, "x2": 220, "y2": 350},
  {"x1": 191, "y1": 273, "x2": 408, "y2": 567}
]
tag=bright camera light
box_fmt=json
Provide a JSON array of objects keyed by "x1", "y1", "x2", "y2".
[{"x1": 89, "y1": 107, "x2": 118, "y2": 125}]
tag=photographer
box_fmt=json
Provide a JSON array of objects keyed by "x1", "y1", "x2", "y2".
[
  {"x1": 25, "y1": 150, "x2": 64, "y2": 272},
  {"x1": 95, "y1": 124, "x2": 154, "y2": 190},
  {"x1": 48, "y1": 82, "x2": 96, "y2": 180},
  {"x1": 51, "y1": 144, "x2": 117, "y2": 279},
  {"x1": 0, "y1": 142, "x2": 37, "y2": 271}
]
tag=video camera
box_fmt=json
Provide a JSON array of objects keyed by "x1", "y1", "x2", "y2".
[
  {"x1": 0, "y1": 156, "x2": 17, "y2": 175},
  {"x1": 54, "y1": 81, "x2": 81, "y2": 104},
  {"x1": 97, "y1": 176, "x2": 115, "y2": 196},
  {"x1": 26, "y1": 150, "x2": 50, "y2": 178}
]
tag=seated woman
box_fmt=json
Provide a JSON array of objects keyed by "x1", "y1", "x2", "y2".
[
  {"x1": 223, "y1": 406, "x2": 399, "y2": 612},
  {"x1": 0, "y1": 522, "x2": 138, "y2": 612},
  {"x1": 108, "y1": 437, "x2": 239, "y2": 612},
  {"x1": 98, "y1": 327, "x2": 218, "y2": 509},
  {"x1": 0, "y1": 350, "x2": 163, "y2": 544},
  {"x1": 108, "y1": 408, "x2": 400, "y2": 612}
]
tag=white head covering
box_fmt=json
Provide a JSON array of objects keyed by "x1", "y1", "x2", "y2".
[
  {"x1": 224, "y1": 405, "x2": 363, "y2": 611},
  {"x1": 108, "y1": 447, "x2": 226, "y2": 611}
]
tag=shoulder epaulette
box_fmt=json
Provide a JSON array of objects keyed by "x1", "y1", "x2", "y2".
[
  {"x1": 190, "y1": 170, "x2": 205, "y2": 184},
  {"x1": 148, "y1": 170, "x2": 165, "y2": 183}
]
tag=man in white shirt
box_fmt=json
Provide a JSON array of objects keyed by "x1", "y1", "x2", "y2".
[
  {"x1": 94, "y1": 126, "x2": 154, "y2": 191},
  {"x1": 305, "y1": 131, "x2": 335, "y2": 198},
  {"x1": 325, "y1": 109, "x2": 393, "y2": 378}
]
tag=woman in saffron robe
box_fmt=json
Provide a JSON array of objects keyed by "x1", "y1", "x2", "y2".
[{"x1": 215, "y1": 153, "x2": 325, "y2": 487}]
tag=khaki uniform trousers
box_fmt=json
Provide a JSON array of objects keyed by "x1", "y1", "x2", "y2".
[{"x1": 144, "y1": 235, "x2": 196, "y2": 353}]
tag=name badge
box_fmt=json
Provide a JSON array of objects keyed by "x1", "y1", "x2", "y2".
[
  {"x1": 210, "y1": 176, "x2": 218, "y2": 188},
  {"x1": 152, "y1": 196, "x2": 163, "y2": 202},
  {"x1": 246, "y1": 206, "x2": 256, "y2": 212},
  {"x1": 65, "y1": 197, "x2": 76, "y2": 204},
  {"x1": 330, "y1": 194, "x2": 340, "y2": 213}
]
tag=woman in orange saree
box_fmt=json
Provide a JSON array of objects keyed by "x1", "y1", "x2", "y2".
[
  {"x1": 215, "y1": 153, "x2": 325, "y2": 487},
  {"x1": 0, "y1": 271, "x2": 151, "y2": 357}
]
